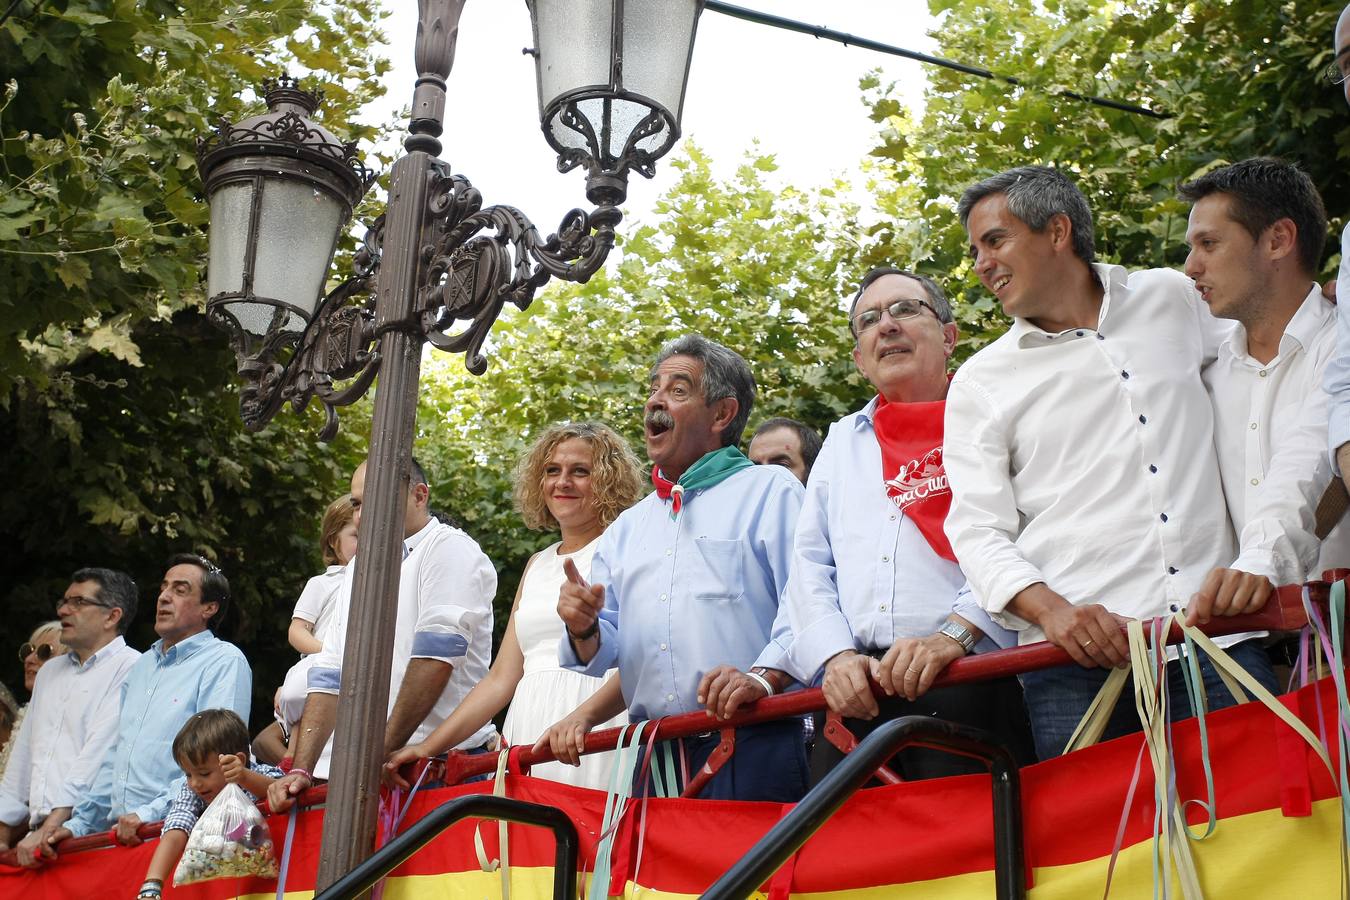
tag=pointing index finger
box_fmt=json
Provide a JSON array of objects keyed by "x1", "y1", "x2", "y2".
[{"x1": 563, "y1": 557, "x2": 587, "y2": 588}]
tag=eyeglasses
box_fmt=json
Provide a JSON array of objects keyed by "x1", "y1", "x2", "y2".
[
  {"x1": 851, "y1": 298, "x2": 939, "y2": 334},
  {"x1": 56, "y1": 595, "x2": 113, "y2": 615},
  {"x1": 18, "y1": 643, "x2": 56, "y2": 663},
  {"x1": 1325, "y1": 57, "x2": 1350, "y2": 86}
]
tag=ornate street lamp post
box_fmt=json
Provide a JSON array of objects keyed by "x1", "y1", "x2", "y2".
[{"x1": 196, "y1": 0, "x2": 703, "y2": 888}]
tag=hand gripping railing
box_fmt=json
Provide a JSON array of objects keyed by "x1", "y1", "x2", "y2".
[
  {"x1": 700, "y1": 715, "x2": 1025, "y2": 900},
  {"x1": 313, "y1": 794, "x2": 578, "y2": 900},
  {"x1": 1, "y1": 576, "x2": 1338, "y2": 869},
  {"x1": 438, "y1": 576, "x2": 1339, "y2": 784}
]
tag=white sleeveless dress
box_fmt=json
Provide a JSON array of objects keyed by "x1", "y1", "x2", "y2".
[{"x1": 501, "y1": 539, "x2": 624, "y2": 790}]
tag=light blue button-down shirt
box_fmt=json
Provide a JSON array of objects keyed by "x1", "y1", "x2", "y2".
[
  {"x1": 1322, "y1": 224, "x2": 1350, "y2": 466},
  {"x1": 65, "y1": 630, "x2": 251, "y2": 835},
  {"x1": 782, "y1": 399, "x2": 1011, "y2": 685},
  {"x1": 560, "y1": 463, "x2": 802, "y2": 721}
]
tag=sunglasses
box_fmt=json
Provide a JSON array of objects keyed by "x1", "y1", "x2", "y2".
[{"x1": 19, "y1": 642, "x2": 56, "y2": 663}]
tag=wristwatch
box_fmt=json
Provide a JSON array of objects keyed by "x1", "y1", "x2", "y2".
[{"x1": 938, "y1": 619, "x2": 977, "y2": 654}]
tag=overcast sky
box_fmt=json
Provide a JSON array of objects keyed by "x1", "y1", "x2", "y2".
[{"x1": 361, "y1": 2, "x2": 938, "y2": 229}]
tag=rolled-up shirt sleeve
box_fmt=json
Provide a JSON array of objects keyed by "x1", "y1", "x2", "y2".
[
  {"x1": 559, "y1": 543, "x2": 619, "y2": 677},
  {"x1": 953, "y1": 583, "x2": 1017, "y2": 651},
  {"x1": 944, "y1": 375, "x2": 1044, "y2": 627},
  {"x1": 412, "y1": 533, "x2": 495, "y2": 664},
  {"x1": 307, "y1": 636, "x2": 343, "y2": 696}
]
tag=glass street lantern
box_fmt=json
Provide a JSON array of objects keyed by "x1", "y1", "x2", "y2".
[
  {"x1": 195, "y1": 76, "x2": 375, "y2": 387},
  {"x1": 528, "y1": 0, "x2": 704, "y2": 205}
]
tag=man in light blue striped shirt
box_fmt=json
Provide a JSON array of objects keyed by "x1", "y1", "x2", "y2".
[
  {"x1": 557, "y1": 334, "x2": 807, "y2": 801},
  {"x1": 50, "y1": 556, "x2": 251, "y2": 849}
]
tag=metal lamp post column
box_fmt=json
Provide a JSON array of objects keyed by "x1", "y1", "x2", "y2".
[
  {"x1": 195, "y1": 0, "x2": 706, "y2": 888},
  {"x1": 317, "y1": 1, "x2": 461, "y2": 888}
]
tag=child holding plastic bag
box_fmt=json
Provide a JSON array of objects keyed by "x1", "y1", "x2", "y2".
[{"x1": 136, "y1": 710, "x2": 283, "y2": 900}]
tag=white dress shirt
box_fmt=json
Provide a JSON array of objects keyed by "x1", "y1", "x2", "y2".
[
  {"x1": 1205, "y1": 285, "x2": 1349, "y2": 582},
  {"x1": 1321, "y1": 224, "x2": 1350, "y2": 469},
  {"x1": 944, "y1": 264, "x2": 1247, "y2": 645},
  {"x1": 307, "y1": 518, "x2": 496, "y2": 778},
  {"x1": 0, "y1": 637, "x2": 140, "y2": 827},
  {"x1": 782, "y1": 398, "x2": 1010, "y2": 685}
]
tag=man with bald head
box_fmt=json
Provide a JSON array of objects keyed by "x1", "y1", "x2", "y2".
[{"x1": 268, "y1": 457, "x2": 497, "y2": 812}]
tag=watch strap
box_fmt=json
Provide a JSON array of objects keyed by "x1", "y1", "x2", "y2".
[{"x1": 938, "y1": 620, "x2": 977, "y2": 653}]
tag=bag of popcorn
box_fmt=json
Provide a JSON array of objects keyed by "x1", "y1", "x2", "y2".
[{"x1": 173, "y1": 783, "x2": 278, "y2": 886}]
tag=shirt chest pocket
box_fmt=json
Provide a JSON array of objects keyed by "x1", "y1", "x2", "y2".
[{"x1": 690, "y1": 537, "x2": 747, "y2": 603}]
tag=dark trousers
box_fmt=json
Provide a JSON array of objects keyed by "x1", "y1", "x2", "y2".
[
  {"x1": 635, "y1": 718, "x2": 809, "y2": 802},
  {"x1": 809, "y1": 676, "x2": 1036, "y2": 786},
  {"x1": 1019, "y1": 638, "x2": 1279, "y2": 761}
]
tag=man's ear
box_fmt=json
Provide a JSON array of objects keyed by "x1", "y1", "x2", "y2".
[
  {"x1": 201, "y1": 600, "x2": 219, "y2": 628},
  {"x1": 942, "y1": 322, "x2": 960, "y2": 358},
  {"x1": 711, "y1": 397, "x2": 739, "y2": 436},
  {"x1": 1265, "y1": 217, "x2": 1298, "y2": 263},
  {"x1": 105, "y1": 606, "x2": 124, "y2": 631},
  {"x1": 1049, "y1": 212, "x2": 1074, "y2": 251},
  {"x1": 411, "y1": 481, "x2": 430, "y2": 508}
]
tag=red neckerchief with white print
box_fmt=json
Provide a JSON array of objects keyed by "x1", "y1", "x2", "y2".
[{"x1": 871, "y1": 393, "x2": 956, "y2": 562}]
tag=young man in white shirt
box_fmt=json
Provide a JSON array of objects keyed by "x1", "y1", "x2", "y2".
[
  {"x1": 782, "y1": 267, "x2": 1033, "y2": 783},
  {"x1": 1183, "y1": 158, "x2": 1344, "y2": 579},
  {"x1": 0, "y1": 568, "x2": 141, "y2": 866},
  {"x1": 944, "y1": 165, "x2": 1279, "y2": 760}
]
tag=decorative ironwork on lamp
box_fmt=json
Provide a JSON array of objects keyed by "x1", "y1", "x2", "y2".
[
  {"x1": 529, "y1": 0, "x2": 705, "y2": 206},
  {"x1": 197, "y1": 1, "x2": 703, "y2": 441}
]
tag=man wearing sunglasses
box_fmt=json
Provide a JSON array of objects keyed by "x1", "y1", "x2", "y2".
[
  {"x1": 779, "y1": 268, "x2": 1032, "y2": 784},
  {"x1": 48, "y1": 555, "x2": 251, "y2": 853},
  {"x1": 0, "y1": 569, "x2": 140, "y2": 866}
]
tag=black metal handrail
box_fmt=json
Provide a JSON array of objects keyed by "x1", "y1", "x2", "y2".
[
  {"x1": 314, "y1": 794, "x2": 579, "y2": 900},
  {"x1": 701, "y1": 716, "x2": 1026, "y2": 900}
]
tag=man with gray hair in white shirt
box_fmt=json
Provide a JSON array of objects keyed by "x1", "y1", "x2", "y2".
[
  {"x1": 944, "y1": 165, "x2": 1279, "y2": 760},
  {"x1": 0, "y1": 568, "x2": 141, "y2": 866},
  {"x1": 1183, "y1": 158, "x2": 1345, "y2": 581}
]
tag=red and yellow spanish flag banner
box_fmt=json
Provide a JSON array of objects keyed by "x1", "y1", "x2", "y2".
[{"x1": 2, "y1": 677, "x2": 1343, "y2": 899}]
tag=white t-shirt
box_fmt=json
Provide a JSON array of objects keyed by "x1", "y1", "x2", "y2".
[{"x1": 291, "y1": 565, "x2": 346, "y2": 646}]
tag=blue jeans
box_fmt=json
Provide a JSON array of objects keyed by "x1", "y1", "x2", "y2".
[{"x1": 1019, "y1": 638, "x2": 1278, "y2": 761}]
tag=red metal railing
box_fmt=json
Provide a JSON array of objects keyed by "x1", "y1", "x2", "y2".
[{"x1": 2, "y1": 575, "x2": 1339, "y2": 869}]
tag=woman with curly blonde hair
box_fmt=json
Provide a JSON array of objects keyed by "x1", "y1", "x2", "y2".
[{"x1": 385, "y1": 422, "x2": 643, "y2": 789}]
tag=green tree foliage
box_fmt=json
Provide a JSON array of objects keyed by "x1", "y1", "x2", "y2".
[
  {"x1": 0, "y1": 0, "x2": 387, "y2": 720},
  {"x1": 415, "y1": 145, "x2": 869, "y2": 627},
  {"x1": 861, "y1": 0, "x2": 1348, "y2": 360}
]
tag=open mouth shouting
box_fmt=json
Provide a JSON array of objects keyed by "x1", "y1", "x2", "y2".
[{"x1": 645, "y1": 409, "x2": 674, "y2": 441}]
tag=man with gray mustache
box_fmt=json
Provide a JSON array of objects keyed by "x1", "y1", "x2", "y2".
[{"x1": 551, "y1": 333, "x2": 808, "y2": 801}]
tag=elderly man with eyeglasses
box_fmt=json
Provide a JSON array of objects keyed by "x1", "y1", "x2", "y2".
[
  {"x1": 0, "y1": 569, "x2": 141, "y2": 865},
  {"x1": 43, "y1": 555, "x2": 251, "y2": 857},
  {"x1": 779, "y1": 268, "x2": 1033, "y2": 784}
]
